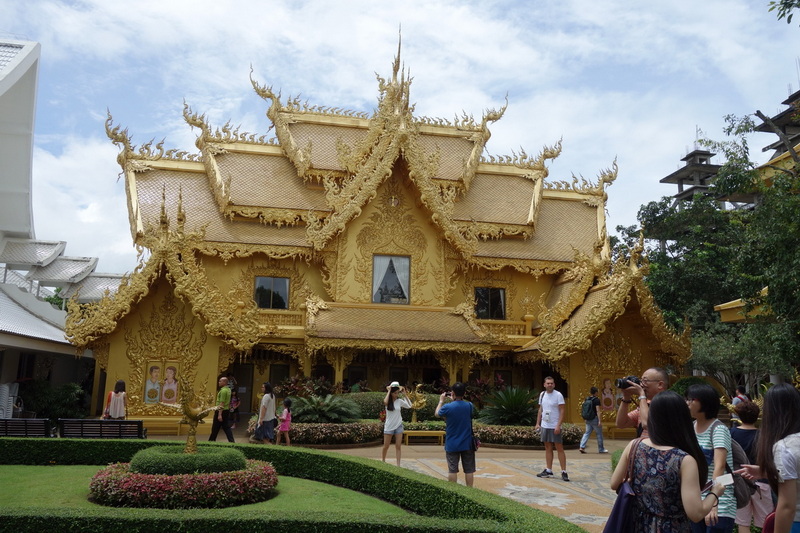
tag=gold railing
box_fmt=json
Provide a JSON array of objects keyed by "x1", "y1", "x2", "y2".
[
  {"x1": 477, "y1": 320, "x2": 527, "y2": 336},
  {"x1": 257, "y1": 309, "x2": 304, "y2": 327}
]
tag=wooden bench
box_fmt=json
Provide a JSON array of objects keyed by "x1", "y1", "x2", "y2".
[
  {"x1": 58, "y1": 419, "x2": 147, "y2": 439},
  {"x1": 403, "y1": 430, "x2": 446, "y2": 445},
  {"x1": 0, "y1": 418, "x2": 54, "y2": 437}
]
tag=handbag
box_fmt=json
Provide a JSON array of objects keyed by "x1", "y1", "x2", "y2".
[
  {"x1": 602, "y1": 438, "x2": 642, "y2": 533},
  {"x1": 761, "y1": 511, "x2": 775, "y2": 533}
]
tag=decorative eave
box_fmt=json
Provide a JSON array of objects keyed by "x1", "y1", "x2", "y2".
[
  {"x1": 66, "y1": 203, "x2": 266, "y2": 353},
  {"x1": 537, "y1": 246, "x2": 607, "y2": 331},
  {"x1": 304, "y1": 299, "x2": 492, "y2": 360},
  {"x1": 519, "y1": 241, "x2": 690, "y2": 363}
]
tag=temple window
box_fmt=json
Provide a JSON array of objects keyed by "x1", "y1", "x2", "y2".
[
  {"x1": 254, "y1": 276, "x2": 289, "y2": 309},
  {"x1": 372, "y1": 255, "x2": 410, "y2": 304},
  {"x1": 475, "y1": 287, "x2": 506, "y2": 319}
]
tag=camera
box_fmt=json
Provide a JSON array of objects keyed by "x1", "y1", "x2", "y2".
[{"x1": 615, "y1": 376, "x2": 641, "y2": 389}]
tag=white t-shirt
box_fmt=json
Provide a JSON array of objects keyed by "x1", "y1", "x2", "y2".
[
  {"x1": 774, "y1": 432, "x2": 800, "y2": 522},
  {"x1": 539, "y1": 390, "x2": 565, "y2": 429},
  {"x1": 384, "y1": 397, "x2": 412, "y2": 432},
  {"x1": 259, "y1": 393, "x2": 276, "y2": 422}
]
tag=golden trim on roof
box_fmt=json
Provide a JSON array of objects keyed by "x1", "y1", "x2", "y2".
[
  {"x1": 531, "y1": 242, "x2": 690, "y2": 363},
  {"x1": 538, "y1": 246, "x2": 606, "y2": 331},
  {"x1": 67, "y1": 205, "x2": 280, "y2": 353},
  {"x1": 305, "y1": 336, "x2": 491, "y2": 360}
]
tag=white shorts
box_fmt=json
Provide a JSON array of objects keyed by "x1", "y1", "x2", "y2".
[{"x1": 735, "y1": 482, "x2": 774, "y2": 527}]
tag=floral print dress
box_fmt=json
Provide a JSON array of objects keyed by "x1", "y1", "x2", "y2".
[{"x1": 630, "y1": 441, "x2": 691, "y2": 532}]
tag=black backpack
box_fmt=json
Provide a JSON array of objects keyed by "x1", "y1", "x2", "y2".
[{"x1": 581, "y1": 396, "x2": 596, "y2": 420}]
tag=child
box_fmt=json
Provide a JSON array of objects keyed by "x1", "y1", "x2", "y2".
[
  {"x1": 230, "y1": 389, "x2": 241, "y2": 429},
  {"x1": 276, "y1": 397, "x2": 292, "y2": 446}
]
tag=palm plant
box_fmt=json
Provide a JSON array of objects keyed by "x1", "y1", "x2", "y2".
[
  {"x1": 291, "y1": 394, "x2": 361, "y2": 423},
  {"x1": 477, "y1": 387, "x2": 538, "y2": 426}
]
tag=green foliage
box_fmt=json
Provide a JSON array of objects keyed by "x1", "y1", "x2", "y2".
[
  {"x1": 292, "y1": 394, "x2": 361, "y2": 423},
  {"x1": 0, "y1": 438, "x2": 583, "y2": 532},
  {"x1": 474, "y1": 424, "x2": 582, "y2": 447},
  {"x1": 17, "y1": 381, "x2": 87, "y2": 421},
  {"x1": 618, "y1": 193, "x2": 747, "y2": 332},
  {"x1": 129, "y1": 445, "x2": 246, "y2": 474},
  {"x1": 275, "y1": 374, "x2": 335, "y2": 398},
  {"x1": 769, "y1": 0, "x2": 800, "y2": 24},
  {"x1": 288, "y1": 422, "x2": 383, "y2": 445},
  {"x1": 90, "y1": 459, "x2": 277, "y2": 508},
  {"x1": 43, "y1": 287, "x2": 65, "y2": 309},
  {"x1": 477, "y1": 387, "x2": 538, "y2": 426},
  {"x1": 669, "y1": 377, "x2": 710, "y2": 399}
]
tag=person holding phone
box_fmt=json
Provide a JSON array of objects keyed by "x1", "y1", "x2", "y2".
[
  {"x1": 382, "y1": 381, "x2": 411, "y2": 466},
  {"x1": 435, "y1": 382, "x2": 476, "y2": 487},
  {"x1": 611, "y1": 391, "x2": 726, "y2": 532}
]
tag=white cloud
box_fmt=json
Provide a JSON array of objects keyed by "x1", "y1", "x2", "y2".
[{"x1": 2, "y1": 0, "x2": 797, "y2": 275}]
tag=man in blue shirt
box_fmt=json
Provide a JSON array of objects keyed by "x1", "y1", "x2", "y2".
[{"x1": 435, "y1": 382, "x2": 476, "y2": 487}]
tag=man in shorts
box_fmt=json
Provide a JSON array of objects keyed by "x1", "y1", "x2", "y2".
[
  {"x1": 535, "y1": 376, "x2": 569, "y2": 481},
  {"x1": 436, "y1": 382, "x2": 476, "y2": 487}
]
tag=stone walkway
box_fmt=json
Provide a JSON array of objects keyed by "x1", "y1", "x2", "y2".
[
  {"x1": 330, "y1": 439, "x2": 627, "y2": 533},
  {"x1": 191, "y1": 427, "x2": 626, "y2": 532}
]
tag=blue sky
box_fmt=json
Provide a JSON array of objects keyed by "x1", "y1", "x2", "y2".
[{"x1": 2, "y1": 0, "x2": 798, "y2": 273}]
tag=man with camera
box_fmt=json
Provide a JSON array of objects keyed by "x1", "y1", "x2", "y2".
[
  {"x1": 614, "y1": 367, "x2": 669, "y2": 437},
  {"x1": 436, "y1": 382, "x2": 476, "y2": 487}
]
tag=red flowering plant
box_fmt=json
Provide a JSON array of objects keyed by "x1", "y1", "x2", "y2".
[{"x1": 89, "y1": 459, "x2": 278, "y2": 508}]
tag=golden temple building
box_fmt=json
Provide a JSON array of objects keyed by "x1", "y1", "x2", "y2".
[{"x1": 65, "y1": 50, "x2": 689, "y2": 434}]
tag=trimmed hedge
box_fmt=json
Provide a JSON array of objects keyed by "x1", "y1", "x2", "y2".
[
  {"x1": 129, "y1": 445, "x2": 247, "y2": 474},
  {"x1": 0, "y1": 438, "x2": 584, "y2": 532},
  {"x1": 349, "y1": 391, "x2": 443, "y2": 421}
]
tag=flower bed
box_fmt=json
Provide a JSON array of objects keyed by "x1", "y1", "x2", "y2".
[
  {"x1": 89, "y1": 459, "x2": 278, "y2": 508},
  {"x1": 475, "y1": 424, "x2": 582, "y2": 447}
]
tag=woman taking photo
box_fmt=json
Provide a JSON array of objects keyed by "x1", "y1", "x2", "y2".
[
  {"x1": 611, "y1": 391, "x2": 726, "y2": 532},
  {"x1": 382, "y1": 381, "x2": 411, "y2": 466},
  {"x1": 739, "y1": 383, "x2": 800, "y2": 532},
  {"x1": 686, "y1": 383, "x2": 737, "y2": 532}
]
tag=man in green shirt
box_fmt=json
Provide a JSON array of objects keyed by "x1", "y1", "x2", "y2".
[{"x1": 209, "y1": 376, "x2": 235, "y2": 442}]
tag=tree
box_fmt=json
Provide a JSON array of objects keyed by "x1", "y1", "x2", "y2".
[
  {"x1": 701, "y1": 114, "x2": 800, "y2": 369},
  {"x1": 769, "y1": 0, "x2": 800, "y2": 25},
  {"x1": 616, "y1": 194, "x2": 746, "y2": 331}
]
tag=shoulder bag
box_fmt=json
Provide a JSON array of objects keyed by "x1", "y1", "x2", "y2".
[{"x1": 602, "y1": 438, "x2": 643, "y2": 533}]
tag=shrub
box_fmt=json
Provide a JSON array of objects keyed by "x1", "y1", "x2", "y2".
[
  {"x1": 474, "y1": 423, "x2": 582, "y2": 447},
  {"x1": 275, "y1": 375, "x2": 335, "y2": 398},
  {"x1": 477, "y1": 387, "x2": 538, "y2": 426},
  {"x1": 349, "y1": 391, "x2": 442, "y2": 421},
  {"x1": 292, "y1": 394, "x2": 361, "y2": 423},
  {"x1": 670, "y1": 376, "x2": 709, "y2": 398},
  {"x1": 90, "y1": 459, "x2": 277, "y2": 508},
  {"x1": 17, "y1": 381, "x2": 87, "y2": 421},
  {"x1": 289, "y1": 422, "x2": 383, "y2": 445},
  {"x1": 129, "y1": 445, "x2": 246, "y2": 475}
]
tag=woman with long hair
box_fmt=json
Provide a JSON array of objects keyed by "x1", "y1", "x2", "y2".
[
  {"x1": 744, "y1": 383, "x2": 800, "y2": 532},
  {"x1": 254, "y1": 382, "x2": 277, "y2": 444},
  {"x1": 105, "y1": 380, "x2": 127, "y2": 420},
  {"x1": 382, "y1": 381, "x2": 412, "y2": 466},
  {"x1": 611, "y1": 391, "x2": 725, "y2": 532},
  {"x1": 686, "y1": 383, "x2": 737, "y2": 532}
]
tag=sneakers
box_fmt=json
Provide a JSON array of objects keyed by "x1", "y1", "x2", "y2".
[
  {"x1": 599, "y1": 449, "x2": 609, "y2": 454},
  {"x1": 561, "y1": 471, "x2": 570, "y2": 482},
  {"x1": 579, "y1": 448, "x2": 587, "y2": 454},
  {"x1": 536, "y1": 469, "x2": 553, "y2": 478}
]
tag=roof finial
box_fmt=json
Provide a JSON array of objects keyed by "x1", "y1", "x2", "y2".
[{"x1": 159, "y1": 185, "x2": 169, "y2": 229}]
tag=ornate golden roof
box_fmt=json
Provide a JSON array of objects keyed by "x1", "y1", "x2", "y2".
[
  {"x1": 518, "y1": 247, "x2": 690, "y2": 364},
  {"x1": 306, "y1": 302, "x2": 491, "y2": 359}
]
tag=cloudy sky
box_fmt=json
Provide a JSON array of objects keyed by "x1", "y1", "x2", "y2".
[{"x1": 2, "y1": 0, "x2": 798, "y2": 274}]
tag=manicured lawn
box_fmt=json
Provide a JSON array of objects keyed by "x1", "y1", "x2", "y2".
[{"x1": 0, "y1": 465, "x2": 409, "y2": 515}]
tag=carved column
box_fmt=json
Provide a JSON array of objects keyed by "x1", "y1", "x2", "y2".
[
  {"x1": 325, "y1": 349, "x2": 357, "y2": 385},
  {"x1": 434, "y1": 352, "x2": 473, "y2": 385}
]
